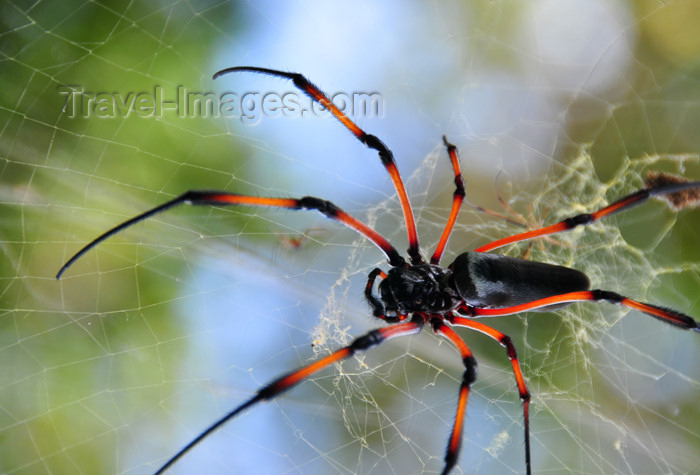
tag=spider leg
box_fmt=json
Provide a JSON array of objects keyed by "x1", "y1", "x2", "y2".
[
  {"x1": 153, "y1": 317, "x2": 426, "y2": 475},
  {"x1": 447, "y1": 315, "x2": 531, "y2": 475},
  {"x1": 464, "y1": 290, "x2": 699, "y2": 332},
  {"x1": 56, "y1": 190, "x2": 405, "y2": 279},
  {"x1": 475, "y1": 180, "x2": 700, "y2": 253},
  {"x1": 213, "y1": 66, "x2": 422, "y2": 264},
  {"x1": 431, "y1": 318, "x2": 477, "y2": 475},
  {"x1": 431, "y1": 136, "x2": 466, "y2": 265}
]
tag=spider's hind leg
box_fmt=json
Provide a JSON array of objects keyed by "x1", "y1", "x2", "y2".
[
  {"x1": 467, "y1": 290, "x2": 699, "y2": 332},
  {"x1": 475, "y1": 180, "x2": 700, "y2": 253}
]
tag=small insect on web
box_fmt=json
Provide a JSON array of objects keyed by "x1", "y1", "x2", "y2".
[
  {"x1": 645, "y1": 171, "x2": 700, "y2": 210},
  {"x1": 56, "y1": 66, "x2": 700, "y2": 475}
]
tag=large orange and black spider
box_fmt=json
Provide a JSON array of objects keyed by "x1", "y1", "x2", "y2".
[{"x1": 57, "y1": 67, "x2": 700, "y2": 475}]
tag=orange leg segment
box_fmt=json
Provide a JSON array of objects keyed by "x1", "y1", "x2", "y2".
[{"x1": 214, "y1": 66, "x2": 423, "y2": 264}]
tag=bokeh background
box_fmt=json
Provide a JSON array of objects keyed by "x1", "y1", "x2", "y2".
[{"x1": 2, "y1": 1, "x2": 700, "y2": 474}]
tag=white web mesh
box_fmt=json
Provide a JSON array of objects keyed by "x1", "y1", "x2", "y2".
[{"x1": 2, "y1": 1, "x2": 700, "y2": 474}]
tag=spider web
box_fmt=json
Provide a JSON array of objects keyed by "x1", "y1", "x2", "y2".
[{"x1": 2, "y1": 1, "x2": 700, "y2": 474}]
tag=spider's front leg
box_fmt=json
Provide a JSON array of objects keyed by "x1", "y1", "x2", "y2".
[{"x1": 214, "y1": 66, "x2": 423, "y2": 264}]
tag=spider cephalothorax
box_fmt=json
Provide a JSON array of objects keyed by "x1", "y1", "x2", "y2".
[
  {"x1": 374, "y1": 263, "x2": 461, "y2": 316},
  {"x1": 57, "y1": 66, "x2": 700, "y2": 475}
]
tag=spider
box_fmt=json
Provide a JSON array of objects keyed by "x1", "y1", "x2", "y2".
[{"x1": 57, "y1": 66, "x2": 700, "y2": 475}]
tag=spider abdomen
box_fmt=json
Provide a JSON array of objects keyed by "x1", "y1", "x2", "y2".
[{"x1": 450, "y1": 251, "x2": 590, "y2": 310}]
